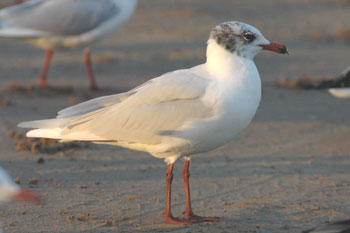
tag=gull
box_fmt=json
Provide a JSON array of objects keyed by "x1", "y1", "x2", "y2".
[
  {"x1": 328, "y1": 65, "x2": 350, "y2": 98},
  {"x1": 0, "y1": 0, "x2": 138, "y2": 90},
  {"x1": 18, "y1": 21, "x2": 288, "y2": 224},
  {"x1": 0, "y1": 166, "x2": 40, "y2": 203}
]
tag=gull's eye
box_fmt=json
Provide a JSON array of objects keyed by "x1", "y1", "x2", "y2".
[{"x1": 243, "y1": 32, "x2": 255, "y2": 42}]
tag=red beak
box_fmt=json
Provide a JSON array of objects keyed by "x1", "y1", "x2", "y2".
[
  {"x1": 14, "y1": 188, "x2": 41, "y2": 204},
  {"x1": 259, "y1": 42, "x2": 288, "y2": 54}
]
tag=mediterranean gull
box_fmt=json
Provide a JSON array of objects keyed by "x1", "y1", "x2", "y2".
[
  {"x1": 18, "y1": 21, "x2": 288, "y2": 224},
  {"x1": 0, "y1": 0, "x2": 138, "y2": 90}
]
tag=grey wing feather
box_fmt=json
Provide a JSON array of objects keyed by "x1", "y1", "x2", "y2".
[
  {"x1": 60, "y1": 70, "x2": 213, "y2": 144},
  {"x1": 57, "y1": 92, "x2": 135, "y2": 119},
  {"x1": 0, "y1": 0, "x2": 119, "y2": 35}
]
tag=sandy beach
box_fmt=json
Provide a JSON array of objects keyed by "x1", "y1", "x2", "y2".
[{"x1": 0, "y1": 0, "x2": 349, "y2": 232}]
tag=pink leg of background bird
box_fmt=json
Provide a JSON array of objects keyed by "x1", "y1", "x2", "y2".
[
  {"x1": 39, "y1": 49, "x2": 54, "y2": 88},
  {"x1": 84, "y1": 48, "x2": 98, "y2": 90},
  {"x1": 39, "y1": 49, "x2": 98, "y2": 90}
]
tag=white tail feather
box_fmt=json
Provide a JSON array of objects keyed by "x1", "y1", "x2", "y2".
[
  {"x1": 26, "y1": 128, "x2": 62, "y2": 139},
  {"x1": 26, "y1": 128, "x2": 106, "y2": 141}
]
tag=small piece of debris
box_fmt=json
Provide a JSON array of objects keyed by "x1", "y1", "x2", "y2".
[
  {"x1": 16, "y1": 210, "x2": 26, "y2": 215},
  {"x1": 123, "y1": 196, "x2": 136, "y2": 200},
  {"x1": 65, "y1": 214, "x2": 75, "y2": 223},
  {"x1": 37, "y1": 157, "x2": 45, "y2": 164},
  {"x1": 28, "y1": 178, "x2": 38, "y2": 185},
  {"x1": 75, "y1": 185, "x2": 88, "y2": 189},
  {"x1": 14, "y1": 177, "x2": 20, "y2": 184},
  {"x1": 100, "y1": 220, "x2": 113, "y2": 227},
  {"x1": 8, "y1": 221, "x2": 14, "y2": 227},
  {"x1": 77, "y1": 213, "x2": 90, "y2": 221}
]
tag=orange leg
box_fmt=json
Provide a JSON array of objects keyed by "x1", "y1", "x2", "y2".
[
  {"x1": 163, "y1": 164, "x2": 191, "y2": 224},
  {"x1": 182, "y1": 158, "x2": 220, "y2": 222},
  {"x1": 39, "y1": 49, "x2": 54, "y2": 88},
  {"x1": 83, "y1": 48, "x2": 98, "y2": 90}
]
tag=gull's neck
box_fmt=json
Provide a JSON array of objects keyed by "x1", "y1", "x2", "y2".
[{"x1": 205, "y1": 39, "x2": 256, "y2": 81}]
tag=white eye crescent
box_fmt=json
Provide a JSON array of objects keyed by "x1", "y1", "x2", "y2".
[{"x1": 243, "y1": 32, "x2": 255, "y2": 42}]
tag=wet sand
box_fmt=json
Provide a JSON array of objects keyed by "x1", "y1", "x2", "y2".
[{"x1": 0, "y1": 0, "x2": 349, "y2": 232}]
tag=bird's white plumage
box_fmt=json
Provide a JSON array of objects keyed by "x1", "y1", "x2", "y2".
[
  {"x1": 0, "y1": 0, "x2": 138, "y2": 49},
  {"x1": 19, "y1": 21, "x2": 270, "y2": 164}
]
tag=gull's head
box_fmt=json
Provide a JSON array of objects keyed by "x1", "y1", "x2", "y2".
[
  {"x1": 209, "y1": 21, "x2": 288, "y2": 59},
  {"x1": 0, "y1": 167, "x2": 41, "y2": 204}
]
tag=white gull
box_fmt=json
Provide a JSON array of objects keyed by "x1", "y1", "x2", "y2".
[{"x1": 18, "y1": 21, "x2": 288, "y2": 224}]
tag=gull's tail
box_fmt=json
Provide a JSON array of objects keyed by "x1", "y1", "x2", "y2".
[
  {"x1": 0, "y1": 0, "x2": 46, "y2": 38},
  {"x1": 18, "y1": 92, "x2": 132, "y2": 141}
]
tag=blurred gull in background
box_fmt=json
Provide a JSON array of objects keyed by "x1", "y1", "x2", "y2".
[
  {"x1": 328, "y1": 65, "x2": 350, "y2": 98},
  {"x1": 19, "y1": 21, "x2": 288, "y2": 224},
  {"x1": 0, "y1": 166, "x2": 40, "y2": 233},
  {"x1": 0, "y1": 0, "x2": 138, "y2": 90},
  {"x1": 302, "y1": 219, "x2": 350, "y2": 233},
  {"x1": 0, "y1": 166, "x2": 40, "y2": 203}
]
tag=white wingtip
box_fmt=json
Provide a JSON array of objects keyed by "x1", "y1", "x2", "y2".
[{"x1": 26, "y1": 128, "x2": 62, "y2": 139}]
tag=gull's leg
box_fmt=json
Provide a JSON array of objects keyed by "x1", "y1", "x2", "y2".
[
  {"x1": 163, "y1": 163, "x2": 191, "y2": 224},
  {"x1": 182, "y1": 158, "x2": 220, "y2": 222},
  {"x1": 83, "y1": 48, "x2": 98, "y2": 90},
  {"x1": 39, "y1": 49, "x2": 54, "y2": 88}
]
